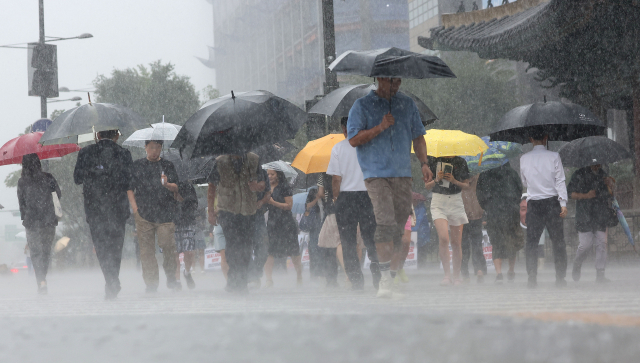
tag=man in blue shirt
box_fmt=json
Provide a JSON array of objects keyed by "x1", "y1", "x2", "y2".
[{"x1": 348, "y1": 77, "x2": 432, "y2": 298}]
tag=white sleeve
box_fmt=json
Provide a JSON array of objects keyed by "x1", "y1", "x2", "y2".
[
  {"x1": 520, "y1": 158, "x2": 528, "y2": 191},
  {"x1": 554, "y1": 154, "x2": 568, "y2": 207},
  {"x1": 326, "y1": 146, "x2": 341, "y2": 176}
]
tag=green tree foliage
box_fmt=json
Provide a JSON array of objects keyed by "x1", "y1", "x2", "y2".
[
  {"x1": 402, "y1": 52, "x2": 519, "y2": 136},
  {"x1": 93, "y1": 60, "x2": 200, "y2": 126},
  {"x1": 199, "y1": 85, "x2": 221, "y2": 106}
]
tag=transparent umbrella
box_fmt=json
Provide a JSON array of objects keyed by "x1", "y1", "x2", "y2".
[
  {"x1": 262, "y1": 160, "x2": 298, "y2": 179},
  {"x1": 123, "y1": 121, "x2": 182, "y2": 149}
]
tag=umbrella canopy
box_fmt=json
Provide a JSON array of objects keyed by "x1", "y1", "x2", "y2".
[
  {"x1": 0, "y1": 132, "x2": 80, "y2": 166},
  {"x1": 308, "y1": 84, "x2": 438, "y2": 126},
  {"x1": 291, "y1": 134, "x2": 345, "y2": 174},
  {"x1": 54, "y1": 237, "x2": 70, "y2": 253},
  {"x1": 40, "y1": 103, "x2": 148, "y2": 145},
  {"x1": 123, "y1": 122, "x2": 182, "y2": 148},
  {"x1": 171, "y1": 90, "x2": 307, "y2": 158},
  {"x1": 489, "y1": 101, "x2": 606, "y2": 144},
  {"x1": 329, "y1": 47, "x2": 456, "y2": 79},
  {"x1": 463, "y1": 136, "x2": 523, "y2": 174},
  {"x1": 557, "y1": 136, "x2": 632, "y2": 168},
  {"x1": 413, "y1": 130, "x2": 488, "y2": 158},
  {"x1": 262, "y1": 160, "x2": 297, "y2": 179},
  {"x1": 162, "y1": 149, "x2": 216, "y2": 184},
  {"x1": 292, "y1": 191, "x2": 310, "y2": 215},
  {"x1": 252, "y1": 141, "x2": 296, "y2": 164}
]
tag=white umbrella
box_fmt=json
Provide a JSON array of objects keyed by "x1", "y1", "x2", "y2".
[
  {"x1": 262, "y1": 160, "x2": 297, "y2": 179},
  {"x1": 123, "y1": 119, "x2": 181, "y2": 148},
  {"x1": 54, "y1": 237, "x2": 70, "y2": 253}
]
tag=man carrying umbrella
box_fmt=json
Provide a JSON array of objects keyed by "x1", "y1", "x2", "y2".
[
  {"x1": 348, "y1": 77, "x2": 432, "y2": 298},
  {"x1": 73, "y1": 129, "x2": 133, "y2": 299},
  {"x1": 567, "y1": 164, "x2": 615, "y2": 283},
  {"x1": 519, "y1": 128, "x2": 569, "y2": 288},
  {"x1": 208, "y1": 152, "x2": 266, "y2": 293}
]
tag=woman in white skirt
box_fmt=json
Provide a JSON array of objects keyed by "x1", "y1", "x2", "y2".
[{"x1": 426, "y1": 156, "x2": 471, "y2": 286}]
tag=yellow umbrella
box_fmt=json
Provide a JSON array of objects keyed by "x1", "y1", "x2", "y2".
[
  {"x1": 54, "y1": 237, "x2": 70, "y2": 253},
  {"x1": 413, "y1": 129, "x2": 488, "y2": 158},
  {"x1": 291, "y1": 134, "x2": 345, "y2": 173}
]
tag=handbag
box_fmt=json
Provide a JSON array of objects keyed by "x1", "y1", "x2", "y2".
[{"x1": 52, "y1": 192, "x2": 63, "y2": 220}]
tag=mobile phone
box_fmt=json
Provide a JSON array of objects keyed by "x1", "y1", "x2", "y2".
[{"x1": 443, "y1": 165, "x2": 453, "y2": 174}]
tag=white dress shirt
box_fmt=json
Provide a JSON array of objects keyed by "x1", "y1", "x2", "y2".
[
  {"x1": 520, "y1": 145, "x2": 568, "y2": 207},
  {"x1": 326, "y1": 139, "x2": 367, "y2": 192}
]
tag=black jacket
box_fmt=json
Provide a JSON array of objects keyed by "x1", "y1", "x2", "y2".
[
  {"x1": 567, "y1": 167, "x2": 611, "y2": 232},
  {"x1": 18, "y1": 172, "x2": 61, "y2": 229},
  {"x1": 476, "y1": 162, "x2": 523, "y2": 220},
  {"x1": 73, "y1": 139, "x2": 133, "y2": 225}
]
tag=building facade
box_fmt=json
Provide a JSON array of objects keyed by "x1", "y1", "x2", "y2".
[
  {"x1": 208, "y1": 0, "x2": 410, "y2": 105},
  {"x1": 408, "y1": 0, "x2": 479, "y2": 52}
]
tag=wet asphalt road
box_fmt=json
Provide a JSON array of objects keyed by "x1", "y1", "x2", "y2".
[{"x1": 1, "y1": 264, "x2": 640, "y2": 362}]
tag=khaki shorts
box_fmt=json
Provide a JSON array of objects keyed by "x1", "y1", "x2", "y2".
[
  {"x1": 430, "y1": 193, "x2": 468, "y2": 227},
  {"x1": 365, "y1": 177, "x2": 412, "y2": 245}
]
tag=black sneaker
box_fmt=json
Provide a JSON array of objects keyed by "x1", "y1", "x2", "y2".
[
  {"x1": 527, "y1": 275, "x2": 537, "y2": 289},
  {"x1": 596, "y1": 269, "x2": 611, "y2": 283},
  {"x1": 167, "y1": 280, "x2": 182, "y2": 291},
  {"x1": 105, "y1": 284, "x2": 121, "y2": 300},
  {"x1": 572, "y1": 264, "x2": 581, "y2": 282},
  {"x1": 184, "y1": 271, "x2": 196, "y2": 290},
  {"x1": 495, "y1": 273, "x2": 504, "y2": 285},
  {"x1": 555, "y1": 278, "x2": 567, "y2": 288}
]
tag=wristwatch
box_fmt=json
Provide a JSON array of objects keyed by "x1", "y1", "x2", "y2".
[{"x1": 420, "y1": 161, "x2": 428, "y2": 167}]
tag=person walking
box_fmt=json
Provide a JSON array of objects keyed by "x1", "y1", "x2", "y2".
[
  {"x1": 348, "y1": 77, "x2": 432, "y2": 298},
  {"x1": 248, "y1": 170, "x2": 271, "y2": 289},
  {"x1": 477, "y1": 162, "x2": 524, "y2": 284},
  {"x1": 174, "y1": 181, "x2": 199, "y2": 289},
  {"x1": 207, "y1": 152, "x2": 265, "y2": 293},
  {"x1": 328, "y1": 117, "x2": 380, "y2": 291},
  {"x1": 520, "y1": 128, "x2": 569, "y2": 288},
  {"x1": 264, "y1": 169, "x2": 303, "y2": 287},
  {"x1": 74, "y1": 129, "x2": 133, "y2": 299},
  {"x1": 128, "y1": 140, "x2": 182, "y2": 293},
  {"x1": 18, "y1": 154, "x2": 61, "y2": 294},
  {"x1": 426, "y1": 156, "x2": 471, "y2": 286},
  {"x1": 568, "y1": 164, "x2": 615, "y2": 283},
  {"x1": 460, "y1": 174, "x2": 487, "y2": 284}
]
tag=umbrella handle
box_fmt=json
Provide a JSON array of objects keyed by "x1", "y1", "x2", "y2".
[{"x1": 478, "y1": 151, "x2": 483, "y2": 166}]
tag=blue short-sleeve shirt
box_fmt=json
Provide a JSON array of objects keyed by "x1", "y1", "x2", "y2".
[{"x1": 347, "y1": 90, "x2": 425, "y2": 179}]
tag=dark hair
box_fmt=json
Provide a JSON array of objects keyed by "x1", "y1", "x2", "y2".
[
  {"x1": 97, "y1": 129, "x2": 119, "y2": 140},
  {"x1": 340, "y1": 117, "x2": 348, "y2": 128},
  {"x1": 21, "y1": 153, "x2": 42, "y2": 179},
  {"x1": 528, "y1": 126, "x2": 547, "y2": 141},
  {"x1": 145, "y1": 140, "x2": 164, "y2": 146},
  {"x1": 269, "y1": 169, "x2": 288, "y2": 187}
]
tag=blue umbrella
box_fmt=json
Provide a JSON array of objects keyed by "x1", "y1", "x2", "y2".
[
  {"x1": 292, "y1": 186, "x2": 318, "y2": 215},
  {"x1": 463, "y1": 136, "x2": 522, "y2": 174}
]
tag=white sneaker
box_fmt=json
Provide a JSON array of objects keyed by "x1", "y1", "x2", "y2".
[{"x1": 376, "y1": 275, "x2": 393, "y2": 298}]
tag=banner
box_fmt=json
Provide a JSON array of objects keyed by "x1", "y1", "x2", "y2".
[{"x1": 204, "y1": 248, "x2": 222, "y2": 270}]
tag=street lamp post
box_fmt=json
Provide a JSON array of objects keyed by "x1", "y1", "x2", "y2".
[{"x1": 39, "y1": 0, "x2": 46, "y2": 119}]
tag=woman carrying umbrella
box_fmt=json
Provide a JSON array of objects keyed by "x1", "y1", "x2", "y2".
[
  {"x1": 264, "y1": 169, "x2": 303, "y2": 287},
  {"x1": 17, "y1": 154, "x2": 61, "y2": 294}
]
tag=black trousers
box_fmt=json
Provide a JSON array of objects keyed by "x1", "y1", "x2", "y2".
[
  {"x1": 320, "y1": 247, "x2": 338, "y2": 284},
  {"x1": 89, "y1": 219, "x2": 126, "y2": 292},
  {"x1": 525, "y1": 198, "x2": 567, "y2": 279},
  {"x1": 248, "y1": 212, "x2": 268, "y2": 282},
  {"x1": 219, "y1": 211, "x2": 254, "y2": 290},
  {"x1": 335, "y1": 191, "x2": 380, "y2": 289},
  {"x1": 461, "y1": 218, "x2": 487, "y2": 277},
  {"x1": 26, "y1": 226, "x2": 56, "y2": 286}
]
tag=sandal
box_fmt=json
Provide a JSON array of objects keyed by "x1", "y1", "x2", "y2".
[
  {"x1": 440, "y1": 277, "x2": 452, "y2": 286},
  {"x1": 453, "y1": 279, "x2": 463, "y2": 286}
]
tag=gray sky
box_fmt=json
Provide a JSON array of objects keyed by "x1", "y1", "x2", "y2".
[{"x1": 0, "y1": 0, "x2": 214, "y2": 221}]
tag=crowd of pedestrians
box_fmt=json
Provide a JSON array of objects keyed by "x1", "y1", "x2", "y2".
[{"x1": 16, "y1": 78, "x2": 616, "y2": 300}]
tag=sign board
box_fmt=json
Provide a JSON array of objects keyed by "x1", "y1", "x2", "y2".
[{"x1": 204, "y1": 248, "x2": 222, "y2": 270}]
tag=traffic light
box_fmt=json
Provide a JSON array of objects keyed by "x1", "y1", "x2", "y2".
[{"x1": 27, "y1": 43, "x2": 58, "y2": 98}]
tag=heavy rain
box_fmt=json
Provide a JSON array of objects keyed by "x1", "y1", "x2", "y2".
[{"x1": 1, "y1": 0, "x2": 640, "y2": 362}]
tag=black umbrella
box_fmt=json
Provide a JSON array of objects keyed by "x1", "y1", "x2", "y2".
[
  {"x1": 171, "y1": 90, "x2": 307, "y2": 158},
  {"x1": 252, "y1": 141, "x2": 296, "y2": 164},
  {"x1": 162, "y1": 149, "x2": 216, "y2": 184},
  {"x1": 328, "y1": 47, "x2": 456, "y2": 79},
  {"x1": 489, "y1": 101, "x2": 606, "y2": 144},
  {"x1": 558, "y1": 136, "x2": 632, "y2": 167},
  {"x1": 40, "y1": 103, "x2": 148, "y2": 145},
  {"x1": 308, "y1": 84, "x2": 438, "y2": 126}
]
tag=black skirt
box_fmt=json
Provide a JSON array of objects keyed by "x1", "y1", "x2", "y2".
[{"x1": 267, "y1": 213, "x2": 300, "y2": 258}]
